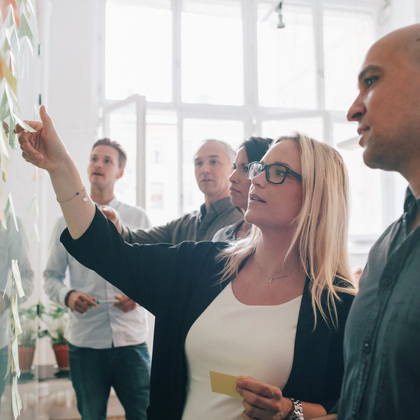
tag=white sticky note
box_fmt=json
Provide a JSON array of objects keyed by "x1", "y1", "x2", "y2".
[
  {"x1": 11, "y1": 259, "x2": 24, "y2": 298},
  {"x1": 12, "y1": 374, "x2": 22, "y2": 419},
  {"x1": 11, "y1": 110, "x2": 36, "y2": 133},
  {"x1": 11, "y1": 295, "x2": 22, "y2": 336},
  {"x1": 0, "y1": 125, "x2": 9, "y2": 158},
  {"x1": 7, "y1": 192, "x2": 18, "y2": 232},
  {"x1": 11, "y1": 337, "x2": 20, "y2": 378},
  {"x1": 32, "y1": 222, "x2": 40, "y2": 243}
]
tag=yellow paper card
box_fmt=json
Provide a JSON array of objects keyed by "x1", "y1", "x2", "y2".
[{"x1": 209, "y1": 371, "x2": 242, "y2": 400}]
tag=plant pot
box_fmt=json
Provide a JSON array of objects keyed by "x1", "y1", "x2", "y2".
[
  {"x1": 52, "y1": 344, "x2": 69, "y2": 369},
  {"x1": 18, "y1": 345, "x2": 35, "y2": 372}
]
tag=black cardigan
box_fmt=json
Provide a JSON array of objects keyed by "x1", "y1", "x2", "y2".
[{"x1": 61, "y1": 207, "x2": 353, "y2": 420}]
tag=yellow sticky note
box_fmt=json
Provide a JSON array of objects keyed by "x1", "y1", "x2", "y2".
[
  {"x1": 209, "y1": 371, "x2": 242, "y2": 400},
  {"x1": 0, "y1": 52, "x2": 17, "y2": 94}
]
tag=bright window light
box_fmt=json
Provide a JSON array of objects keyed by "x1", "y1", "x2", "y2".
[
  {"x1": 105, "y1": 0, "x2": 172, "y2": 102},
  {"x1": 324, "y1": 9, "x2": 374, "y2": 111},
  {"x1": 261, "y1": 118, "x2": 324, "y2": 142},
  {"x1": 181, "y1": 0, "x2": 244, "y2": 105},
  {"x1": 257, "y1": 4, "x2": 317, "y2": 109}
]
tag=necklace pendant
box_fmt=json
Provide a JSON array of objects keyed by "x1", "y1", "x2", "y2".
[{"x1": 269, "y1": 278, "x2": 273, "y2": 283}]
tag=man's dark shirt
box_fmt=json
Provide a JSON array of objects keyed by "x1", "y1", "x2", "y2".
[
  {"x1": 337, "y1": 188, "x2": 420, "y2": 419},
  {"x1": 122, "y1": 197, "x2": 242, "y2": 244}
]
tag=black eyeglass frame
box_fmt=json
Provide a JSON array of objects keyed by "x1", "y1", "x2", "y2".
[{"x1": 247, "y1": 161, "x2": 303, "y2": 185}]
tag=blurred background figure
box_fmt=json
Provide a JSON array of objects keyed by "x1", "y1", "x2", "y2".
[{"x1": 213, "y1": 137, "x2": 272, "y2": 242}]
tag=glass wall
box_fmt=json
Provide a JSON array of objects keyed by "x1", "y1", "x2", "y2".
[{"x1": 0, "y1": 3, "x2": 40, "y2": 419}]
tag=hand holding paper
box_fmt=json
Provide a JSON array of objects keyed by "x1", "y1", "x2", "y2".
[{"x1": 235, "y1": 376, "x2": 293, "y2": 420}]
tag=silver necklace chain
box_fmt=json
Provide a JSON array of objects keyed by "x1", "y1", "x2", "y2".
[{"x1": 254, "y1": 256, "x2": 302, "y2": 283}]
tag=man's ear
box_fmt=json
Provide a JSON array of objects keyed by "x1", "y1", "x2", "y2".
[{"x1": 117, "y1": 168, "x2": 124, "y2": 179}]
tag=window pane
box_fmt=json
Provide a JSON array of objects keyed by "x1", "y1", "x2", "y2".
[
  {"x1": 261, "y1": 118, "x2": 324, "y2": 141},
  {"x1": 182, "y1": 0, "x2": 244, "y2": 105},
  {"x1": 324, "y1": 9, "x2": 374, "y2": 111},
  {"x1": 333, "y1": 122, "x2": 383, "y2": 236},
  {"x1": 146, "y1": 113, "x2": 179, "y2": 225},
  {"x1": 257, "y1": 4, "x2": 317, "y2": 109},
  {"x1": 182, "y1": 119, "x2": 244, "y2": 213},
  {"x1": 106, "y1": 0, "x2": 172, "y2": 102},
  {"x1": 106, "y1": 105, "x2": 138, "y2": 207}
]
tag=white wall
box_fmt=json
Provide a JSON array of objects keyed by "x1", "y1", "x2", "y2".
[{"x1": 36, "y1": 0, "x2": 103, "y2": 365}]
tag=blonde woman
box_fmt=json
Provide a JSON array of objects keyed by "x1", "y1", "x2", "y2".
[{"x1": 19, "y1": 107, "x2": 355, "y2": 420}]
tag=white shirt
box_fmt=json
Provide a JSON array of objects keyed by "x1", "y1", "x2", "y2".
[
  {"x1": 43, "y1": 197, "x2": 152, "y2": 349},
  {"x1": 182, "y1": 282, "x2": 302, "y2": 420}
]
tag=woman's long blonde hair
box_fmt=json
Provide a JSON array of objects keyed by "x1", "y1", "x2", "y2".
[{"x1": 217, "y1": 133, "x2": 356, "y2": 328}]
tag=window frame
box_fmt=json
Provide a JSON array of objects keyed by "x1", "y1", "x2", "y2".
[{"x1": 99, "y1": 0, "x2": 390, "y2": 240}]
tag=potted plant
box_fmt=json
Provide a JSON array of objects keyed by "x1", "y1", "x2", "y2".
[
  {"x1": 39, "y1": 303, "x2": 70, "y2": 369},
  {"x1": 18, "y1": 304, "x2": 38, "y2": 372}
]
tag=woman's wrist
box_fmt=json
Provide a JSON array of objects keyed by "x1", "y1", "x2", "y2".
[
  {"x1": 285, "y1": 398, "x2": 304, "y2": 420},
  {"x1": 283, "y1": 398, "x2": 295, "y2": 419}
]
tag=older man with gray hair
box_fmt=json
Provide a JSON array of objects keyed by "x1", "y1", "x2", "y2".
[{"x1": 106, "y1": 139, "x2": 242, "y2": 244}]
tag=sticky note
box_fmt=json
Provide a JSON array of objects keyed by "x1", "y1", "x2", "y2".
[
  {"x1": 12, "y1": 111, "x2": 36, "y2": 132},
  {"x1": 7, "y1": 192, "x2": 18, "y2": 231},
  {"x1": 0, "y1": 52, "x2": 17, "y2": 94},
  {"x1": 209, "y1": 371, "x2": 242, "y2": 400},
  {"x1": 11, "y1": 259, "x2": 24, "y2": 298},
  {"x1": 32, "y1": 222, "x2": 40, "y2": 243},
  {"x1": 11, "y1": 295, "x2": 22, "y2": 335},
  {"x1": 0, "y1": 124, "x2": 9, "y2": 158},
  {"x1": 12, "y1": 374, "x2": 22, "y2": 419}
]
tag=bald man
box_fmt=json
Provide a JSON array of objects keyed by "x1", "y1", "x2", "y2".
[
  {"x1": 108, "y1": 139, "x2": 242, "y2": 244},
  {"x1": 315, "y1": 24, "x2": 420, "y2": 420}
]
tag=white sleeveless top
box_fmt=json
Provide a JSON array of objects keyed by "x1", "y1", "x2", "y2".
[{"x1": 182, "y1": 282, "x2": 302, "y2": 420}]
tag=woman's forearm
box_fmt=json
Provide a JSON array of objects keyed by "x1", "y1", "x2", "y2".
[
  {"x1": 301, "y1": 401, "x2": 327, "y2": 419},
  {"x1": 18, "y1": 106, "x2": 95, "y2": 239},
  {"x1": 50, "y1": 154, "x2": 96, "y2": 239}
]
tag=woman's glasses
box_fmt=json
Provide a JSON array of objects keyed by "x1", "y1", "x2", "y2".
[{"x1": 247, "y1": 162, "x2": 302, "y2": 185}]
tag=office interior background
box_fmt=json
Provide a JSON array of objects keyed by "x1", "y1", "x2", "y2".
[{"x1": 2, "y1": 0, "x2": 419, "y2": 418}]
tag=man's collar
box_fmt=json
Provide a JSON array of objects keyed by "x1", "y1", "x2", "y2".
[
  {"x1": 403, "y1": 187, "x2": 420, "y2": 214},
  {"x1": 93, "y1": 196, "x2": 118, "y2": 207},
  {"x1": 200, "y1": 197, "x2": 234, "y2": 216}
]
